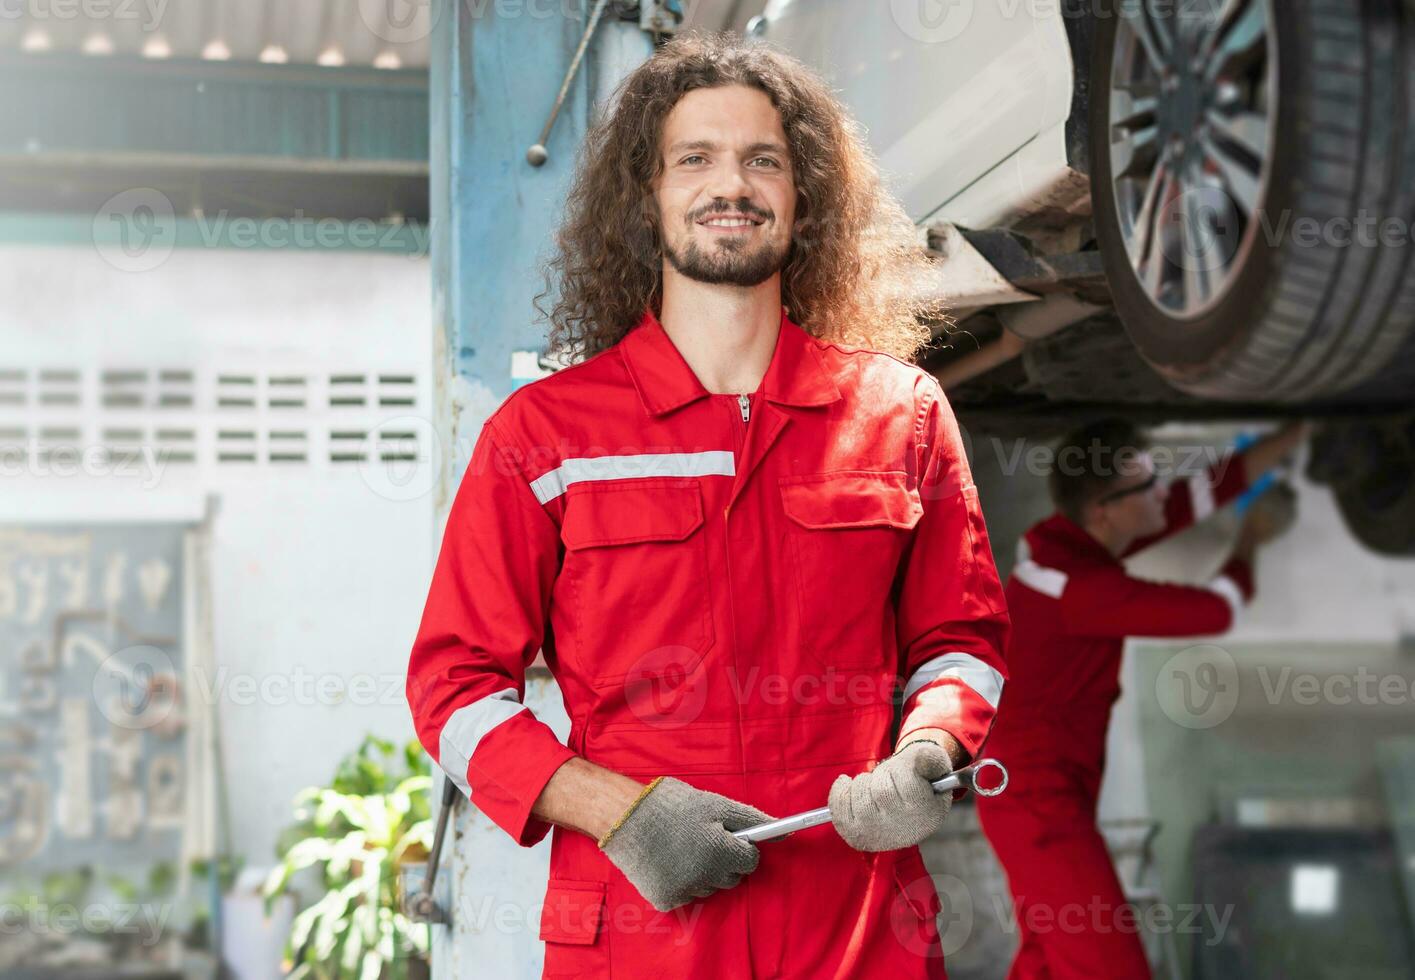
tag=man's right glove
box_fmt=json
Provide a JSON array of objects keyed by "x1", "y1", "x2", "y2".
[
  {"x1": 828, "y1": 740, "x2": 954, "y2": 851},
  {"x1": 598, "y1": 776, "x2": 772, "y2": 912}
]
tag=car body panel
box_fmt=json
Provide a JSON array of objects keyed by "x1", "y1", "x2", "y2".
[{"x1": 758, "y1": 0, "x2": 1076, "y2": 225}]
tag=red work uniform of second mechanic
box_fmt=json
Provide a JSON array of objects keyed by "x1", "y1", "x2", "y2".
[{"x1": 979, "y1": 432, "x2": 1261, "y2": 980}]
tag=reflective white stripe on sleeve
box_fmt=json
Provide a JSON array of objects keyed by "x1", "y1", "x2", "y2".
[
  {"x1": 1189, "y1": 471, "x2": 1216, "y2": 521},
  {"x1": 1013, "y1": 559, "x2": 1069, "y2": 599},
  {"x1": 902, "y1": 652, "x2": 1005, "y2": 708},
  {"x1": 1206, "y1": 574, "x2": 1245, "y2": 621},
  {"x1": 437, "y1": 688, "x2": 526, "y2": 796},
  {"x1": 529, "y1": 450, "x2": 736, "y2": 504}
]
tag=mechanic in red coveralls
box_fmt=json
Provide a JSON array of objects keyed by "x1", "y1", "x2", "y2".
[
  {"x1": 977, "y1": 417, "x2": 1306, "y2": 979},
  {"x1": 405, "y1": 34, "x2": 1010, "y2": 980}
]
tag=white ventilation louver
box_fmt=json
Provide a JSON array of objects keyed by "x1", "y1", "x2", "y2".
[
  {"x1": 1, "y1": 366, "x2": 424, "y2": 472},
  {"x1": 0, "y1": 368, "x2": 24, "y2": 406},
  {"x1": 38, "y1": 369, "x2": 80, "y2": 407}
]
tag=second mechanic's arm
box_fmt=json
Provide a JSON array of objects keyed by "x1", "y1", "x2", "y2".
[
  {"x1": 1123, "y1": 420, "x2": 1307, "y2": 557},
  {"x1": 1242, "y1": 421, "x2": 1310, "y2": 486},
  {"x1": 1065, "y1": 480, "x2": 1298, "y2": 639}
]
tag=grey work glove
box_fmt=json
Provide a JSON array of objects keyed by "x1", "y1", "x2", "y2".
[
  {"x1": 598, "y1": 776, "x2": 772, "y2": 912},
  {"x1": 828, "y1": 741, "x2": 954, "y2": 852},
  {"x1": 1243, "y1": 481, "x2": 1298, "y2": 545}
]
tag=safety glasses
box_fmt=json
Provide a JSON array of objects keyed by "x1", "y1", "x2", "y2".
[{"x1": 1097, "y1": 471, "x2": 1160, "y2": 505}]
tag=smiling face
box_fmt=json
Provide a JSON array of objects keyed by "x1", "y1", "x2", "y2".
[{"x1": 651, "y1": 84, "x2": 797, "y2": 288}]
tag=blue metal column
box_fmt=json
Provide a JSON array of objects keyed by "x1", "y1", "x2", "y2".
[{"x1": 428, "y1": 2, "x2": 652, "y2": 976}]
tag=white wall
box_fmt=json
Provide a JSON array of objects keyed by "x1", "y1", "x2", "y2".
[{"x1": 0, "y1": 241, "x2": 435, "y2": 873}]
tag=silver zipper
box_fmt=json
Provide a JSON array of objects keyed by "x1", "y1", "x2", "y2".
[{"x1": 738, "y1": 393, "x2": 750, "y2": 423}]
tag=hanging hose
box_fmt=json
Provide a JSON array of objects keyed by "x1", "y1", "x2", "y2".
[{"x1": 526, "y1": 0, "x2": 613, "y2": 167}]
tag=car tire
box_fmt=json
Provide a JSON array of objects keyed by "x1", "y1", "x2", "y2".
[
  {"x1": 1307, "y1": 416, "x2": 1415, "y2": 556},
  {"x1": 1089, "y1": 0, "x2": 1415, "y2": 402}
]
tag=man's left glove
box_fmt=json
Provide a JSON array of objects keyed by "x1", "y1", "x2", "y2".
[{"x1": 828, "y1": 741, "x2": 953, "y2": 851}]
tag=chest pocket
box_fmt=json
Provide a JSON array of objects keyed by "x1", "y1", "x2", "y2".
[
  {"x1": 560, "y1": 479, "x2": 714, "y2": 690},
  {"x1": 779, "y1": 470, "x2": 922, "y2": 670}
]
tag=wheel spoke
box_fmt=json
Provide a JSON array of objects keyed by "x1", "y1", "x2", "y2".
[
  {"x1": 1131, "y1": 160, "x2": 1171, "y2": 271},
  {"x1": 1198, "y1": 133, "x2": 1261, "y2": 215},
  {"x1": 1202, "y1": 0, "x2": 1266, "y2": 82},
  {"x1": 1206, "y1": 108, "x2": 1267, "y2": 163},
  {"x1": 1112, "y1": 122, "x2": 1160, "y2": 180},
  {"x1": 1197, "y1": 0, "x2": 1246, "y2": 62},
  {"x1": 1125, "y1": 6, "x2": 1173, "y2": 76},
  {"x1": 1109, "y1": 0, "x2": 1270, "y2": 316},
  {"x1": 1140, "y1": 210, "x2": 1168, "y2": 299},
  {"x1": 1178, "y1": 176, "x2": 1214, "y2": 311},
  {"x1": 1111, "y1": 87, "x2": 1160, "y2": 130},
  {"x1": 1147, "y1": 3, "x2": 1177, "y2": 60}
]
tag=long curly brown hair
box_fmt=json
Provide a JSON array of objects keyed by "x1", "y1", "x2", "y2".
[{"x1": 535, "y1": 31, "x2": 946, "y2": 364}]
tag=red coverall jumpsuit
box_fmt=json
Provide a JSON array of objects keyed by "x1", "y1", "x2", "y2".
[
  {"x1": 406, "y1": 308, "x2": 1011, "y2": 979},
  {"x1": 977, "y1": 458, "x2": 1254, "y2": 979}
]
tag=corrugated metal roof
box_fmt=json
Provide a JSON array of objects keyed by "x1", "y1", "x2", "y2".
[
  {"x1": 0, "y1": 0, "x2": 763, "y2": 70},
  {"x1": 0, "y1": 0, "x2": 432, "y2": 69}
]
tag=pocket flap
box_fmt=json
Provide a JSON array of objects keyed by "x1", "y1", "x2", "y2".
[
  {"x1": 538, "y1": 879, "x2": 606, "y2": 945},
  {"x1": 562, "y1": 482, "x2": 705, "y2": 550},
  {"x1": 780, "y1": 470, "x2": 923, "y2": 530}
]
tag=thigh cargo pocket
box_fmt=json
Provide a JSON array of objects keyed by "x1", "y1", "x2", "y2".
[{"x1": 539, "y1": 879, "x2": 608, "y2": 978}]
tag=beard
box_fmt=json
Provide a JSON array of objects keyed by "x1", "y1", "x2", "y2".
[{"x1": 662, "y1": 225, "x2": 790, "y2": 287}]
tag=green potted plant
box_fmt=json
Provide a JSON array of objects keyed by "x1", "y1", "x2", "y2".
[{"x1": 263, "y1": 736, "x2": 433, "y2": 980}]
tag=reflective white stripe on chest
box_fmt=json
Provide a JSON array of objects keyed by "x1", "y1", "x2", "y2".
[{"x1": 529, "y1": 450, "x2": 736, "y2": 504}]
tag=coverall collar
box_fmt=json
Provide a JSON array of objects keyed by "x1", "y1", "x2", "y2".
[
  {"x1": 1034, "y1": 512, "x2": 1121, "y2": 567},
  {"x1": 620, "y1": 305, "x2": 842, "y2": 417}
]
